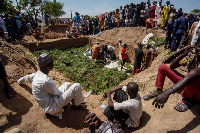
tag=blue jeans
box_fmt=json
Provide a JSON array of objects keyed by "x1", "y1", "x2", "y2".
[
  {"x1": 119, "y1": 22, "x2": 122, "y2": 27},
  {"x1": 171, "y1": 33, "x2": 183, "y2": 51}
]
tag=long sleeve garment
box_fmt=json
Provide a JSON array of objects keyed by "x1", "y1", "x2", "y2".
[
  {"x1": 17, "y1": 70, "x2": 84, "y2": 115},
  {"x1": 161, "y1": 5, "x2": 169, "y2": 27}
]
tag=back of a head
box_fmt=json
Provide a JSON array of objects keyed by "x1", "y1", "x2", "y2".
[
  {"x1": 124, "y1": 44, "x2": 127, "y2": 48},
  {"x1": 127, "y1": 82, "x2": 138, "y2": 96}
]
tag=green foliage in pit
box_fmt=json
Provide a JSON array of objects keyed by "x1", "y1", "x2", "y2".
[
  {"x1": 148, "y1": 37, "x2": 165, "y2": 47},
  {"x1": 33, "y1": 45, "x2": 129, "y2": 95}
]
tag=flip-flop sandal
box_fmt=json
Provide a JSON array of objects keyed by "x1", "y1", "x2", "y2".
[
  {"x1": 174, "y1": 100, "x2": 190, "y2": 112},
  {"x1": 143, "y1": 90, "x2": 162, "y2": 100}
]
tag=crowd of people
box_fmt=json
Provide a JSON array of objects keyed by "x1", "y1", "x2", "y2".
[
  {"x1": 1, "y1": 0, "x2": 200, "y2": 133},
  {"x1": 61, "y1": 0, "x2": 199, "y2": 52},
  {"x1": 0, "y1": 12, "x2": 39, "y2": 41}
]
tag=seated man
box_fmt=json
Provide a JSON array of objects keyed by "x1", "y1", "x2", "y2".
[
  {"x1": 84, "y1": 112, "x2": 123, "y2": 133},
  {"x1": 0, "y1": 60, "x2": 16, "y2": 98},
  {"x1": 13, "y1": 53, "x2": 86, "y2": 117},
  {"x1": 103, "y1": 82, "x2": 142, "y2": 128},
  {"x1": 148, "y1": 38, "x2": 200, "y2": 112}
]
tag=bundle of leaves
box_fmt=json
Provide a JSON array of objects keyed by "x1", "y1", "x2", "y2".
[
  {"x1": 33, "y1": 45, "x2": 129, "y2": 95},
  {"x1": 148, "y1": 37, "x2": 165, "y2": 47}
]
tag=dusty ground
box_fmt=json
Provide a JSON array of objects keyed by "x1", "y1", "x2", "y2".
[{"x1": 0, "y1": 27, "x2": 200, "y2": 133}]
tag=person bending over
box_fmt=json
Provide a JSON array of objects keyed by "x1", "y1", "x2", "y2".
[
  {"x1": 103, "y1": 82, "x2": 142, "y2": 128},
  {"x1": 13, "y1": 53, "x2": 86, "y2": 117}
]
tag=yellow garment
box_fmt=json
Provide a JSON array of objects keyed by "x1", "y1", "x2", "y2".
[
  {"x1": 115, "y1": 12, "x2": 120, "y2": 21},
  {"x1": 160, "y1": 6, "x2": 169, "y2": 27},
  {"x1": 99, "y1": 19, "x2": 104, "y2": 30},
  {"x1": 22, "y1": 16, "x2": 26, "y2": 22}
]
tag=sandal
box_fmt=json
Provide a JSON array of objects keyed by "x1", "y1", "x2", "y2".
[
  {"x1": 143, "y1": 90, "x2": 162, "y2": 100},
  {"x1": 174, "y1": 100, "x2": 191, "y2": 112}
]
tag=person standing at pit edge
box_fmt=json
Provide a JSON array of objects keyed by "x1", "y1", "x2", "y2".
[
  {"x1": 119, "y1": 39, "x2": 123, "y2": 60},
  {"x1": 121, "y1": 44, "x2": 128, "y2": 71}
]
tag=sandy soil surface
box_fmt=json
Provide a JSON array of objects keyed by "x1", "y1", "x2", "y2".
[
  {"x1": 0, "y1": 27, "x2": 200, "y2": 133},
  {"x1": 98, "y1": 27, "x2": 166, "y2": 45}
]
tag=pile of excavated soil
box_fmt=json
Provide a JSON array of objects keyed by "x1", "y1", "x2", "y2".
[
  {"x1": 0, "y1": 26, "x2": 200, "y2": 133},
  {"x1": 98, "y1": 27, "x2": 166, "y2": 45}
]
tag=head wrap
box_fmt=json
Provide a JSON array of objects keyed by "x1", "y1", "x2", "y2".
[{"x1": 37, "y1": 53, "x2": 53, "y2": 66}]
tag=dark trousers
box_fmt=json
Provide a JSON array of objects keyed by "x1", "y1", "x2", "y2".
[
  {"x1": 164, "y1": 32, "x2": 172, "y2": 48},
  {"x1": 103, "y1": 90, "x2": 129, "y2": 125},
  {"x1": 121, "y1": 59, "x2": 126, "y2": 68},
  {"x1": 171, "y1": 33, "x2": 183, "y2": 51},
  {"x1": 7, "y1": 27, "x2": 17, "y2": 40}
]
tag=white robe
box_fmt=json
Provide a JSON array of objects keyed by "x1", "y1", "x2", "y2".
[
  {"x1": 42, "y1": 16, "x2": 46, "y2": 27},
  {"x1": 191, "y1": 21, "x2": 200, "y2": 45},
  {"x1": 155, "y1": 4, "x2": 162, "y2": 26},
  {"x1": 17, "y1": 70, "x2": 84, "y2": 115}
]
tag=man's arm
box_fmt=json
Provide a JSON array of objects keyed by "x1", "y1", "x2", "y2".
[
  {"x1": 16, "y1": 73, "x2": 36, "y2": 84},
  {"x1": 170, "y1": 46, "x2": 194, "y2": 70},
  {"x1": 153, "y1": 67, "x2": 200, "y2": 108},
  {"x1": 103, "y1": 85, "x2": 123, "y2": 98},
  {"x1": 107, "y1": 90, "x2": 114, "y2": 108},
  {"x1": 44, "y1": 81, "x2": 60, "y2": 96}
]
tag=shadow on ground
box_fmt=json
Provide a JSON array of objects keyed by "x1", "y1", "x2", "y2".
[
  {"x1": 0, "y1": 83, "x2": 33, "y2": 132},
  {"x1": 122, "y1": 111, "x2": 151, "y2": 133},
  {"x1": 167, "y1": 104, "x2": 200, "y2": 133},
  {"x1": 47, "y1": 104, "x2": 89, "y2": 129}
]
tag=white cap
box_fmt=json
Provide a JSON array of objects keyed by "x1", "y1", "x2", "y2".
[
  {"x1": 119, "y1": 39, "x2": 122, "y2": 41},
  {"x1": 96, "y1": 42, "x2": 99, "y2": 44}
]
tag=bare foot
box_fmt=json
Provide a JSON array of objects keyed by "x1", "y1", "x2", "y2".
[{"x1": 70, "y1": 102, "x2": 87, "y2": 110}]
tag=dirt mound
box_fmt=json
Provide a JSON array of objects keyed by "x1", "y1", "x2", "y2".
[
  {"x1": 0, "y1": 26, "x2": 200, "y2": 133},
  {"x1": 0, "y1": 40, "x2": 37, "y2": 84},
  {"x1": 98, "y1": 27, "x2": 166, "y2": 45}
]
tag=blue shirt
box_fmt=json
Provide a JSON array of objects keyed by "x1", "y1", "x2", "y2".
[
  {"x1": 173, "y1": 16, "x2": 187, "y2": 34},
  {"x1": 74, "y1": 15, "x2": 80, "y2": 23}
]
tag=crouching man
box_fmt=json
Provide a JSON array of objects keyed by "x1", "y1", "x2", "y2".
[
  {"x1": 13, "y1": 53, "x2": 86, "y2": 117},
  {"x1": 103, "y1": 82, "x2": 142, "y2": 128}
]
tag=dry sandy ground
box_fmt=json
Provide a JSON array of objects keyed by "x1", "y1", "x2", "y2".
[{"x1": 0, "y1": 27, "x2": 200, "y2": 133}]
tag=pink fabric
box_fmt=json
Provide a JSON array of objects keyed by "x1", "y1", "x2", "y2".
[
  {"x1": 155, "y1": 64, "x2": 200, "y2": 101},
  {"x1": 150, "y1": 5, "x2": 156, "y2": 18}
]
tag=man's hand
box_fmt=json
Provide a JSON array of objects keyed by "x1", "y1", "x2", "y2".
[
  {"x1": 84, "y1": 113, "x2": 102, "y2": 133},
  {"x1": 106, "y1": 90, "x2": 112, "y2": 97},
  {"x1": 152, "y1": 90, "x2": 171, "y2": 108},
  {"x1": 13, "y1": 74, "x2": 21, "y2": 82},
  {"x1": 103, "y1": 90, "x2": 112, "y2": 98},
  {"x1": 183, "y1": 45, "x2": 195, "y2": 56}
]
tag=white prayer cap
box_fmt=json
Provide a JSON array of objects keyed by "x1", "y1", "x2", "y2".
[
  {"x1": 119, "y1": 39, "x2": 122, "y2": 41},
  {"x1": 96, "y1": 42, "x2": 99, "y2": 44},
  {"x1": 37, "y1": 53, "x2": 53, "y2": 66}
]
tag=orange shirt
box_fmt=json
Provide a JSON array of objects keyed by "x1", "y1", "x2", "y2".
[{"x1": 121, "y1": 47, "x2": 127, "y2": 59}]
